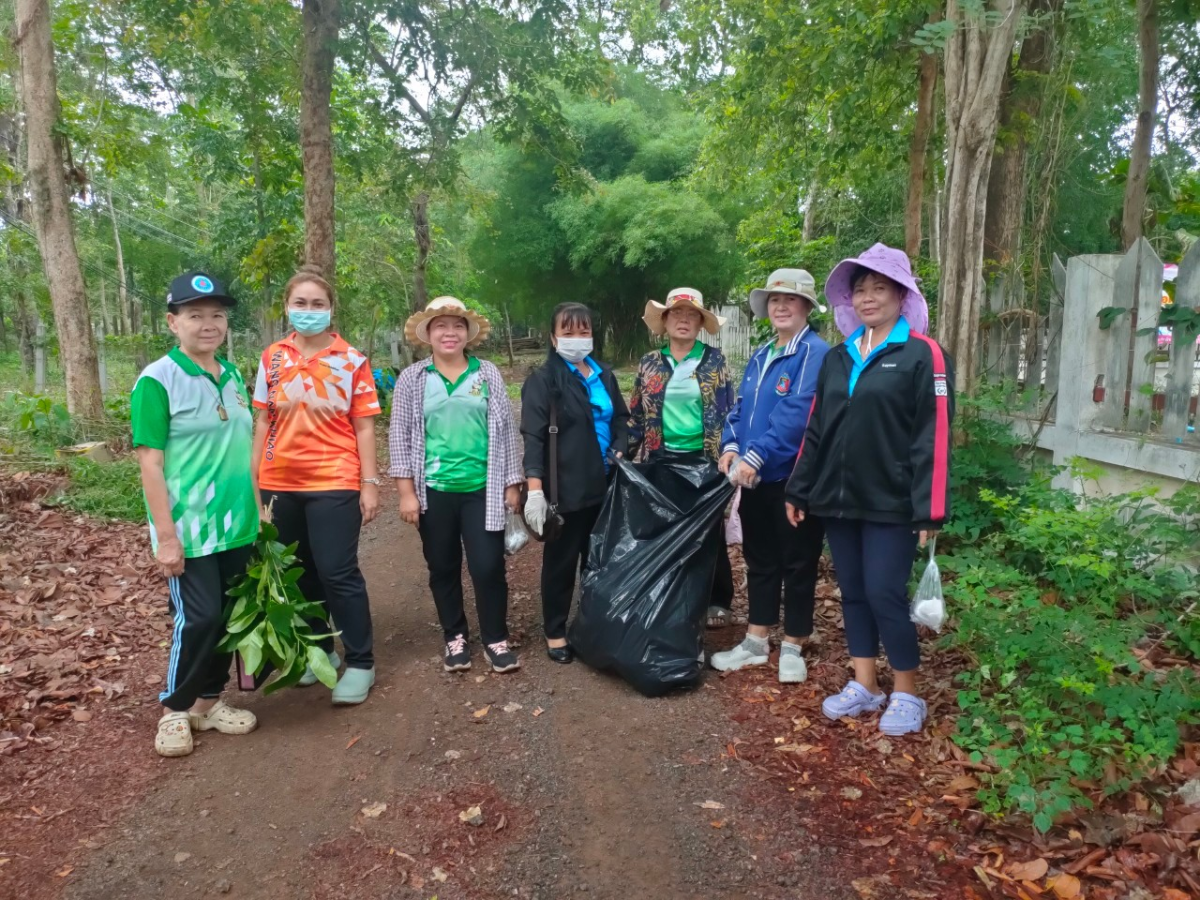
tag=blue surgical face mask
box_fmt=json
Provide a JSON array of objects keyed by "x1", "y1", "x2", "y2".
[{"x1": 288, "y1": 308, "x2": 331, "y2": 336}]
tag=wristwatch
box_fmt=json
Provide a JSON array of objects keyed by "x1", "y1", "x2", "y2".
[{"x1": 361, "y1": 477, "x2": 383, "y2": 486}]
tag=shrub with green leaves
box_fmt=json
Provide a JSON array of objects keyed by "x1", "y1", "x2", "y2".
[
  {"x1": 218, "y1": 522, "x2": 339, "y2": 694},
  {"x1": 1, "y1": 391, "x2": 76, "y2": 450},
  {"x1": 940, "y1": 416, "x2": 1200, "y2": 832}
]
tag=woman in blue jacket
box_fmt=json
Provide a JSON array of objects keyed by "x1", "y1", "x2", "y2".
[{"x1": 712, "y1": 268, "x2": 829, "y2": 683}]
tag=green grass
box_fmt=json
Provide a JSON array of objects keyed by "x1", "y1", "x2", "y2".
[{"x1": 53, "y1": 457, "x2": 144, "y2": 522}]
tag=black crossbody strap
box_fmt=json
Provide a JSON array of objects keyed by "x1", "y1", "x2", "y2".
[{"x1": 548, "y1": 397, "x2": 559, "y2": 507}]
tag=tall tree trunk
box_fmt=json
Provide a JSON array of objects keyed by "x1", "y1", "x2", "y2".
[
  {"x1": 107, "y1": 188, "x2": 130, "y2": 335},
  {"x1": 1121, "y1": 0, "x2": 1158, "y2": 250},
  {"x1": 412, "y1": 190, "x2": 431, "y2": 310},
  {"x1": 906, "y1": 47, "x2": 939, "y2": 259},
  {"x1": 301, "y1": 0, "x2": 338, "y2": 280},
  {"x1": 15, "y1": 0, "x2": 102, "y2": 417},
  {"x1": 984, "y1": 0, "x2": 1061, "y2": 272},
  {"x1": 930, "y1": 138, "x2": 942, "y2": 265},
  {"x1": 938, "y1": 0, "x2": 1026, "y2": 395},
  {"x1": 98, "y1": 273, "x2": 109, "y2": 338},
  {"x1": 0, "y1": 110, "x2": 36, "y2": 372},
  {"x1": 801, "y1": 180, "x2": 820, "y2": 243},
  {"x1": 251, "y1": 143, "x2": 275, "y2": 345}
]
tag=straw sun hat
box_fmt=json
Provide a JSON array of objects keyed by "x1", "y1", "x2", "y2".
[
  {"x1": 404, "y1": 296, "x2": 492, "y2": 348},
  {"x1": 642, "y1": 288, "x2": 725, "y2": 336}
]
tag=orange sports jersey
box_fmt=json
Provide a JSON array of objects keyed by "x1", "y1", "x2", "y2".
[{"x1": 253, "y1": 333, "x2": 381, "y2": 492}]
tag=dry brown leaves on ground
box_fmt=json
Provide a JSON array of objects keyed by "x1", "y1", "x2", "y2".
[
  {"x1": 711, "y1": 564, "x2": 1200, "y2": 900},
  {"x1": 0, "y1": 472, "x2": 166, "y2": 755},
  {"x1": 308, "y1": 785, "x2": 527, "y2": 900}
]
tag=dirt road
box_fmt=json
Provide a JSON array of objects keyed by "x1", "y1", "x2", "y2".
[{"x1": 53, "y1": 492, "x2": 858, "y2": 900}]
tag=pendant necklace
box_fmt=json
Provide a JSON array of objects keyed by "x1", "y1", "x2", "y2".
[{"x1": 203, "y1": 373, "x2": 229, "y2": 421}]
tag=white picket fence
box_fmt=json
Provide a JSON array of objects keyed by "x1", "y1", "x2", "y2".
[{"x1": 699, "y1": 323, "x2": 754, "y2": 364}]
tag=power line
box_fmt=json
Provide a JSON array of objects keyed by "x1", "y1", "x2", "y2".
[
  {"x1": 0, "y1": 206, "x2": 164, "y2": 309},
  {"x1": 109, "y1": 204, "x2": 204, "y2": 253},
  {"x1": 89, "y1": 175, "x2": 209, "y2": 239}
]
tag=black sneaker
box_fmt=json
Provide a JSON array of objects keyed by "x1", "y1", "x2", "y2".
[
  {"x1": 444, "y1": 634, "x2": 471, "y2": 672},
  {"x1": 485, "y1": 640, "x2": 520, "y2": 674}
]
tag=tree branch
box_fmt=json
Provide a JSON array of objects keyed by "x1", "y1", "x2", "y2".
[
  {"x1": 356, "y1": 20, "x2": 434, "y2": 130},
  {"x1": 447, "y1": 74, "x2": 476, "y2": 132}
]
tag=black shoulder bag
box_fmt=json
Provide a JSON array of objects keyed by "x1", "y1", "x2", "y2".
[{"x1": 524, "y1": 396, "x2": 565, "y2": 543}]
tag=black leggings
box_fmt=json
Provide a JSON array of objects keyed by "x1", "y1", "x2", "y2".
[
  {"x1": 265, "y1": 490, "x2": 375, "y2": 669},
  {"x1": 418, "y1": 488, "x2": 509, "y2": 647},
  {"x1": 824, "y1": 519, "x2": 920, "y2": 671},
  {"x1": 740, "y1": 480, "x2": 824, "y2": 637}
]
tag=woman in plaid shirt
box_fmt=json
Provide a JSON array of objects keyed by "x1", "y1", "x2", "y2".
[{"x1": 388, "y1": 297, "x2": 524, "y2": 674}]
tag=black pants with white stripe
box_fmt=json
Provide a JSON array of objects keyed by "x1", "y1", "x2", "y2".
[{"x1": 160, "y1": 544, "x2": 254, "y2": 712}]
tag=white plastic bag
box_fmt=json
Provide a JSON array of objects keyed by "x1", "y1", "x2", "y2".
[
  {"x1": 725, "y1": 455, "x2": 761, "y2": 489},
  {"x1": 505, "y1": 510, "x2": 530, "y2": 556},
  {"x1": 910, "y1": 535, "x2": 945, "y2": 631},
  {"x1": 725, "y1": 488, "x2": 743, "y2": 545}
]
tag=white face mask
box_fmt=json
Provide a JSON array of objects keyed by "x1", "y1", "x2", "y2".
[{"x1": 556, "y1": 337, "x2": 593, "y2": 363}]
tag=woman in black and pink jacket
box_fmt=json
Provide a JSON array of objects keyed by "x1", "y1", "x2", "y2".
[{"x1": 784, "y1": 243, "x2": 954, "y2": 737}]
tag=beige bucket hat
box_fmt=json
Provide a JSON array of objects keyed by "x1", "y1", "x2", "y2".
[
  {"x1": 404, "y1": 296, "x2": 491, "y2": 348},
  {"x1": 748, "y1": 268, "x2": 826, "y2": 319},
  {"x1": 642, "y1": 288, "x2": 725, "y2": 336}
]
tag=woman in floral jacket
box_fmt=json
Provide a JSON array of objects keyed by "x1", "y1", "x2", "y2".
[
  {"x1": 629, "y1": 288, "x2": 736, "y2": 625},
  {"x1": 629, "y1": 289, "x2": 735, "y2": 460}
]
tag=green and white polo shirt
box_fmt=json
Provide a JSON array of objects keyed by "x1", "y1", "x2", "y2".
[
  {"x1": 131, "y1": 348, "x2": 258, "y2": 558},
  {"x1": 663, "y1": 342, "x2": 705, "y2": 452},
  {"x1": 424, "y1": 356, "x2": 489, "y2": 493}
]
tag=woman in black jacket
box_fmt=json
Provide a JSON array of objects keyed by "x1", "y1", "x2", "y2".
[
  {"x1": 521, "y1": 303, "x2": 630, "y2": 663},
  {"x1": 785, "y1": 243, "x2": 954, "y2": 737}
]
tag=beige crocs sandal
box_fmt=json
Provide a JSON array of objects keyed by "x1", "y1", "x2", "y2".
[
  {"x1": 188, "y1": 700, "x2": 258, "y2": 735},
  {"x1": 155, "y1": 711, "x2": 194, "y2": 758}
]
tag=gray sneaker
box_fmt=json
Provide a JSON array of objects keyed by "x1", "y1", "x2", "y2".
[
  {"x1": 298, "y1": 650, "x2": 341, "y2": 686},
  {"x1": 778, "y1": 646, "x2": 807, "y2": 683},
  {"x1": 710, "y1": 637, "x2": 769, "y2": 672}
]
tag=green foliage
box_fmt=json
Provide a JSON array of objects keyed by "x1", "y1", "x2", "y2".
[
  {"x1": 1, "y1": 392, "x2": 74, "y2": 448},
  {"x1": 466, "y1": 76, "x2": 741, "y2": 359},
  {"x1": 54, "y1": 457, "x2": 144, "y2": 522},
  {"x1": 217, "y1": 520, "x2": 339, "y2": 695},
  {"x1": 941, "y1": 408, "x2": 1200, "y2": 832}
]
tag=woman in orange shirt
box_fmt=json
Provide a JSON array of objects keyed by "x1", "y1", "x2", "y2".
[{"x1": 251, "y1": 269, "x2": 382, "y2": 705}]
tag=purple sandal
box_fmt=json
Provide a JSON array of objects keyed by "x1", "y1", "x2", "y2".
[
  {"x1": 821, "y1": 681, "x2": 887, "y2": 720},
  {"x1": 879, "y1": 692, "x2": 927, "y2": 736}
]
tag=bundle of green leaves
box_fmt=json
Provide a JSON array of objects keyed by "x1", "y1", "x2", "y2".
[{"x1": 218, "y1": 522, "x2": 339, "y2": 694}]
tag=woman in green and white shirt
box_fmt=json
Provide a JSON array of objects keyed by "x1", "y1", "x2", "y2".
[
  {"x1": 388, "y1": 297, "x2": 524, "y2": 675},
  {"x1": 132, "y1": 272, "x2": 259, "y2": 758}
]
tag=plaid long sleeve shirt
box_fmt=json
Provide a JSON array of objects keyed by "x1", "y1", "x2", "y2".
[{"x1": 387, "y1": 359, "x2": 524, "y2": 532}]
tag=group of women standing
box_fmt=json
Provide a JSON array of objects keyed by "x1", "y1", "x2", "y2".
[
  {"x1": 134, "y1": 240, "x2": 952, "y2": 758},
  {"x1": 511, "y1": 242, "x2": 954, "y2": 738}
]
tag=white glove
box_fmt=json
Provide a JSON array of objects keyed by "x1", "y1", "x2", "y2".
[{"x1": 524, "y1": 490, "x2": 548, "y2": 536}]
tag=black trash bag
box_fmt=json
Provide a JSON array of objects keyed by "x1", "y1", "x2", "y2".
[{"x1": 567, "y1": 454, "x2": 734, "y2": 697}]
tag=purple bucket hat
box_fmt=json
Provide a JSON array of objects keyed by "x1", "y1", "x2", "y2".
[{"x1": 824, "y1": 243, "x2": 929, "y2": 337}]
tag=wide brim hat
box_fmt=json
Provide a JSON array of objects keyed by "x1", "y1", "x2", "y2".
[
  {"x1": 748, "y1": 268, "x2": 826, "y2": 319},
  {"x1": 642, "y1": 287, "x2": 725, "y2": 336},
  {"x1": 404, "y1": 296, "x2": 491, "y2": 348},
  {"x1": 824, "y1": 243, "x2": 929, "y2": 337}
]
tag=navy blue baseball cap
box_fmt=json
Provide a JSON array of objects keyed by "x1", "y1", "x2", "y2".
[{"x1": 166, "y1": 271, "x2": 237, "y2": 309}]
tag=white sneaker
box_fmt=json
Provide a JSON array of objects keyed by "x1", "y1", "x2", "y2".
[
  {"x1": 778, "y1": 647, "x2": 807, "y2": 683},
  {"x1": 298, "y1": 650, "x2": 341, "y2": 686},
  {"x1": 710, "y1": 637, "x2": 769, "y2": 672}
]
